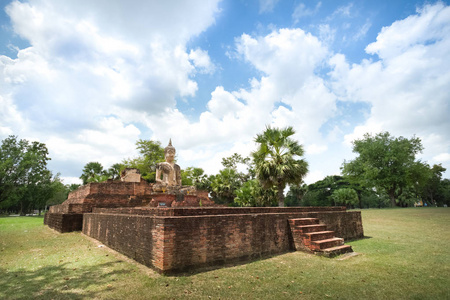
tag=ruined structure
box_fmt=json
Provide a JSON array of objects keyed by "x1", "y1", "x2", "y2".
[{"x1": 45, "y1": 140, "x2": 364, "y2": 274}]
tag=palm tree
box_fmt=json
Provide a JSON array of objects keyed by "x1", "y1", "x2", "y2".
[
  {"x1": 80, "y1": 162, "x2": 105, "y2": 184},
  {"x1": 252, "y1": 126, "x2": 308, "y2": 207},
  {"x1": 107, "y1": 163, "x2": 124, "y2": 180}
]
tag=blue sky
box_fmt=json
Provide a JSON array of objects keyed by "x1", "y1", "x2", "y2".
[{"x1": 1, "y1": 0, "x2": 449, "y2": 184}]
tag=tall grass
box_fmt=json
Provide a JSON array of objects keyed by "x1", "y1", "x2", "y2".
[{"x1": 1, "y1": 208, "x2": 449, "y2": 299}]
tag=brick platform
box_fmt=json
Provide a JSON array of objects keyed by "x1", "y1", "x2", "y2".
[
  {"x1": 44, "y1": 181, "x2": 364, "y2": 273},
  {"x1": 82, "y1": 207, "x2": 364, "y2": 274},
  {"x1": 44, "y1": 213, "x2": 83, "y2": 233},
  {"x1": 44, "y1": 180, "x2": 215, "y2": 232}
]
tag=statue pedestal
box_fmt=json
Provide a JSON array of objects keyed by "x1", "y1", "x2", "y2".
[
  {"x1": 147, "y1": 189, "x2": 215, "y2": 207},
  {"x1": 149, "y1": 193, "x2": 176, "y2": 207}
]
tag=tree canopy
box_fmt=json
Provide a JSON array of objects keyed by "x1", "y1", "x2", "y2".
[
  {"x1": 79, "y1": 162, "x2": 106, "y2": 184},
  {"x1": 342, "y1": 132, "x2": 425, "y2": 207},
  {"x1": 252, "y1": 126, "x2": 308, "y2": 207},
  {"x1": 121, "y1": 139, "x2": 165, "y2": 182},
  {"x1": 0, "y1": 136, "x2": 53, "y2": 214}
]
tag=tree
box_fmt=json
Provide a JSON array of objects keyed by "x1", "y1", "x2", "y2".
[
  {"x1": 438, "y1": 179, "x2": 450, "y2": 206},
  {"x1": 46, "y1": 175, "x2": 71, "y2": 208},
  {"x1": 285, "y1": 184, "x2": 308, "y2": 207},
  {"x1": 421, "y1": 164, "x2": 446, "y2": 206},
  {"x1": 181, "y1": 167, "x2": 206, "y2": 187},
  {"x1": 234, "y1": 179, "x2": 277, "y2": 207},
  {"x1": 107, "y1": 163, "x2": 124, "y2": 180},
  {"x1": 79, "y1": 162, "x2": 105, "y2": 184},
  {"x1": 209, "y1": 168, "x2": 242, "y2": 205},
  {"x1": 122, "y1": 139, "x2": 165, "y2": 182},
  {"x1": 222, "y1": 153, "x2": 254, "y2": 181},
  {"x1": 342, "y1": 132, "x2": 424, "y2": 207},
  {"x1": 331, "y1": 188, "x2": 358, "y2": 208},
  {"x1": 0, "y1": 136, "x2": 52, "y2": 214},
  {"x1": 252, "y1": 126, "x2": 308, "y2": 207}
]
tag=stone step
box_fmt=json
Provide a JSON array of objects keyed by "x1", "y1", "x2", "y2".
[
  {"x1": 289, "y1": 218, "x2": 319, "y2": 226},
  {"x1": 317, "y1": 245, "x2": 353, "y2": 258},
  {"x1": 310, "y1": 237, "x2": 344, "y2": 250},
  {"x1": 296, "y1": 224, "x2": 327, "y2": 233},
  {"x1": 303, "y1": 231, "x2": 335, "y2": 241}
]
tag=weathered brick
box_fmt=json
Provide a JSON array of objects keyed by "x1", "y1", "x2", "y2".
[{"x1": 81, "y1": 207, "x2": 363, "y2": 274}]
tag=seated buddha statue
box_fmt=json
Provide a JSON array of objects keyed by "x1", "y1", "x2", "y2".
[{"x1": 153, "y1": 139, "x2": 182, "y2": 192}]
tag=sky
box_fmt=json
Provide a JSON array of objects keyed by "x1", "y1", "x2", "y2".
[{"x1": 1, "y1": 0, "x2": 449, "y2": 185}]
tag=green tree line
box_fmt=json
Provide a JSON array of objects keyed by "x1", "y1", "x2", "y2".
[
  {"x1": 0, "y1": 136, "x2": 79, "y2": 215},
  {"x1": 2, "y1": 129, "x2": 449, "y2": 213}
]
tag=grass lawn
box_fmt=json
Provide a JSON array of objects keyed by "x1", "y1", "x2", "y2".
[{"x1": 1, "y1": 208, "x2": 449, "y2": 299}]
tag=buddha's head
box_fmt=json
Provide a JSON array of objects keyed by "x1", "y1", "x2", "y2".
[{"x1": 164, "y1": 139, "x2": 176, "y2": 162}]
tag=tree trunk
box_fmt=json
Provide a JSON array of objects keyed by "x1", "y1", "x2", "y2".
[
  {"x1": 19, "y1": 201, "x2": 25, "y2": 216},
  {"x1": 388, "y1": 189, "x2": 396, "y2": 207},
  {"x1": 277, "y1": 183, "x2": 285, "y2": 207}
]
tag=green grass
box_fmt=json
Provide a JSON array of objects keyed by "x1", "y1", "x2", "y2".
[{"x1": 1, "y1": 208, "x2": 449, "y2": 299}]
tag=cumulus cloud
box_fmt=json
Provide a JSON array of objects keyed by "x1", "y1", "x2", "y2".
[
  {"x1": 330, "y1": 2, "x2": 450, "y2": 172},
  {"x1": 0, "y1": 0, "x2": 221, "y2": 178},
  {"x1": 145, "y1": 28, "x2": 338, "y2": 181},
  {"x1": 1, "y1": 0, "x2": 449, "y2": 184},
  {"x1": 189, "y1": 48, "x2": 216, "y2": 74}
]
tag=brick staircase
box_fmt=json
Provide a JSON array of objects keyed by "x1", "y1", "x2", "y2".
[{"x1": 288, "y1": 218, "x2": 353, "y2": 257}]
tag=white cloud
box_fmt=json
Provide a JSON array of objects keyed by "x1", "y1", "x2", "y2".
[
  {"x1": 306, "y1": 144, "x2": 328, "y2": 155},
  {"x1": 0, "y1": 0, "x2": 221, "y2": 177},
  {"x1": 146, "y1": 28, "x2": 337, "y2": 178},
  {"x1": 189, "y1": 48, "x2": 216, "y2": 74},
  {"x1": 292, "y1": 2, "x2": 322, "y2": 23},
  {"x1": 259, "y1": 0, "x2": 280, "y2": 13},
  {"x1": 330, "y1": 3, "x2": 353, "y2": 19},
  {"x1": 365, "y1": 3, "x2": 450, "y2": 59},
  {"x1": 331, "y1": 2, "x2": 450, "y2": 175},
  {"x1": 353, "y1": 20, "x2": 372, "y2": 41},
  {"x1": 1, "y1": 0, "x2": 449, "y2": 184},
  {"x1": 432, "y1": 153, "x2": 450, "y2": 163}
]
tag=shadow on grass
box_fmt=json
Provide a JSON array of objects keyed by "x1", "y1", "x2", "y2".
[
  {"x1": 0, "y1": 261, "x2": 130, "y2": 300},
  {"x1": 165, "y1": 251, "x2": 293, "y2": 277},
  {"x1": 349, "y1": 236, "x2": 373, "y2": 241}
]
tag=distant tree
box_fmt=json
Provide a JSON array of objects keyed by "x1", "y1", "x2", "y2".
[
  {"x1": 0, "y1": 136, "x2": 52, "y2": 215},
  {"x1": 209, "y1": 168, "x2": 242, "y2": 205},
  {"x1": 304, "y1": 176, "x2": 349, "y2": 206},
  {"x1": 181, "y1": 167, "x2": 206, "y2": 187},
  {"x1": 107, "y1": 163, "x2": 124, "y2": 180},
  {"x1": 285, "y1": 184, "x2": 308, "y2": 207},
  {"x1": 80, "y1": 162, "x2": 105, "y2": 184},
  {"x1": 204, "y1": 153, "x2": 257, "y2": 205},
  {"x1": 234, "y1": 179, "x2": 277, "y2": 207},
  {"x1": 421, "y1": 164, "x2": 446, "y2": 206},
  {"x1": 331, "y1": 188, "x2": 358, "y2": 208},
  {"x1": 439, "y1": 179, "x2": 450, "y2": 206},
  {"x1": 122, "y1": 139, "x2": 165, "y2": 182},
  {"x1": 222, "y1": 153, "x2": 254, "y2": 181},
  {"x1": 342, "y1": 132, "x2": 423, "y2": 207},
  {"x1": 68, "y1": 183, "x2": 81, "y2": 192},
  {"x1": 46, "y1": 175, "x2": 70, "y2": 208},
  {"x1": 252, "y1": 126, "x2": 308, "y2": 207}
]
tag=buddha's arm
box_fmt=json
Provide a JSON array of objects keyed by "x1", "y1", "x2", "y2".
[{"x1": 155, "y1": 166, "x2": 163, "y2": 183}]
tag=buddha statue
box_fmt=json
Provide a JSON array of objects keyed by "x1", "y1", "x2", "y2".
[{"x1": 153, "y1": 139, "x2": 182, "y2": 192}]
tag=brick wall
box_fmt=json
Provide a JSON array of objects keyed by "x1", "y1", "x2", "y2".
[
  {"x1": 44, "y1": 213, "x2": 83, "y2": 232},
  {"x1": 82, "y1": 209, "x2": 363, "y2": 274},
  {"x1": 82, "y1": 213, "x2": 160, "y2": 267},
  {"x1": 91, "y1": 206, "x2": 345, "y2": 216},
  {"x1": 311, "y1": 211, "x2": 364, "y2": 240},
  {"x1": 65, "y1": 181, "x2": 153, "y2": 205}
]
